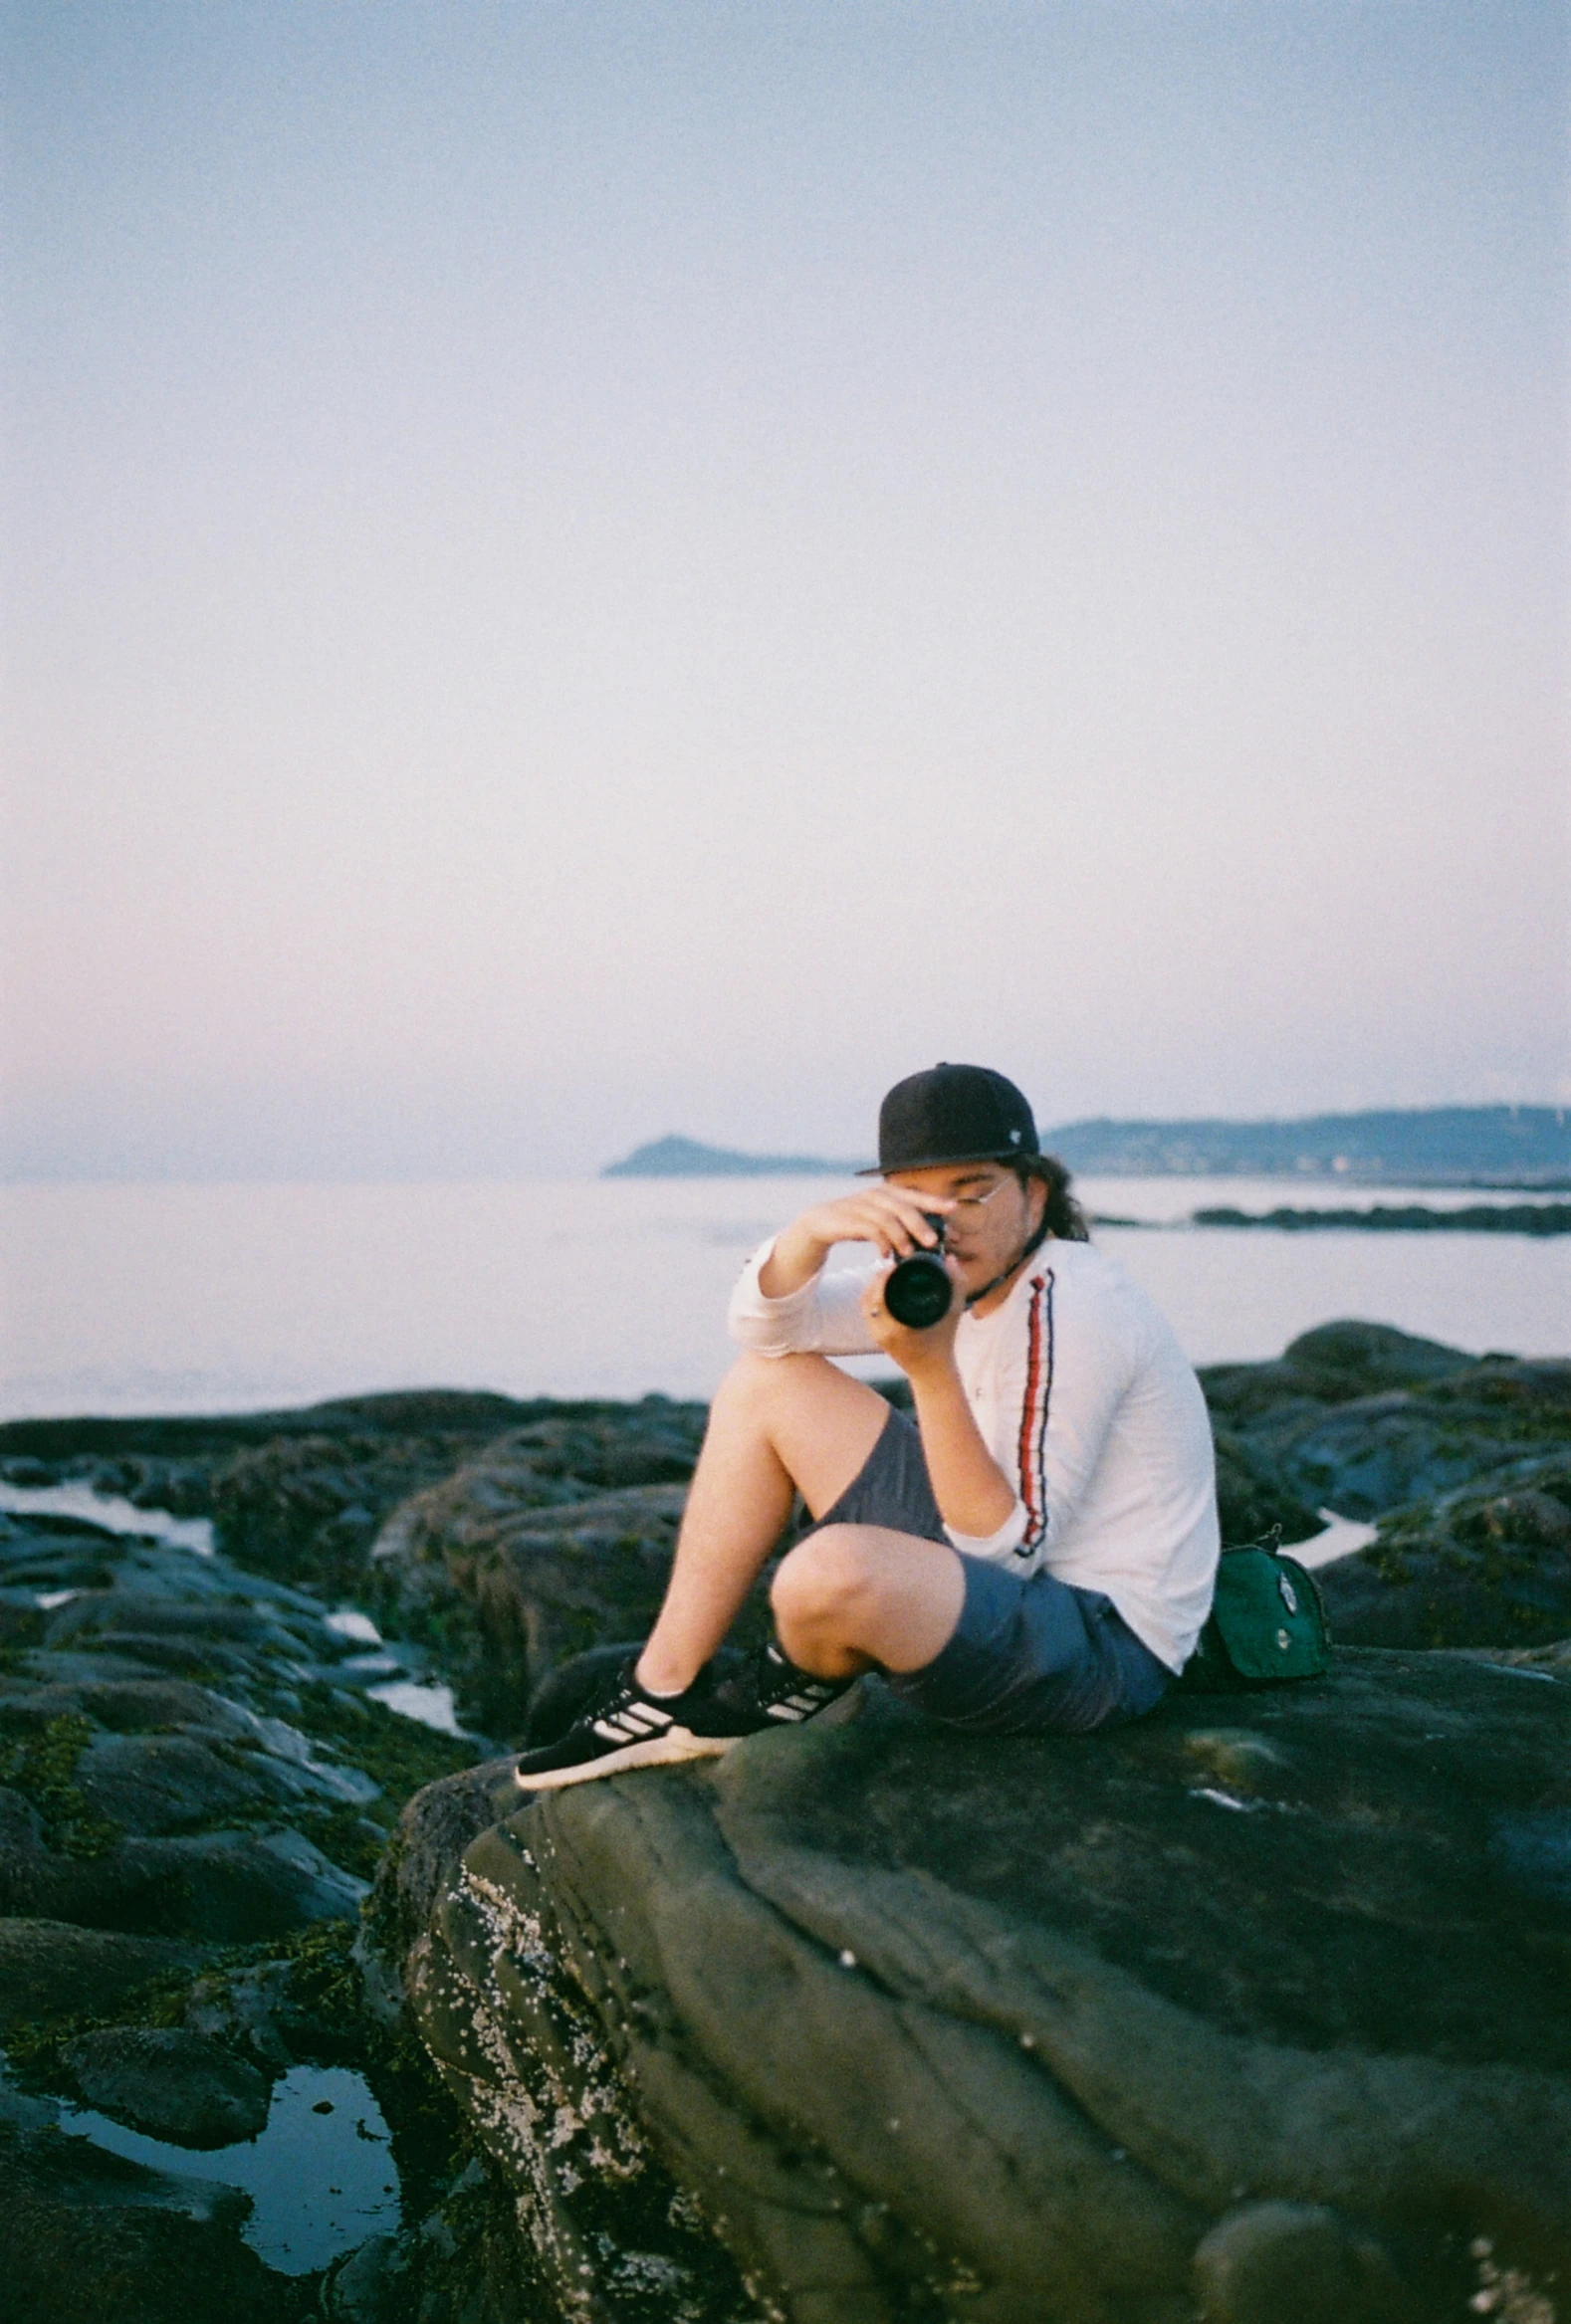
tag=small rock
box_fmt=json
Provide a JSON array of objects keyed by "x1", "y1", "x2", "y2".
[
  {"x1": 1192, "y1": 2200, "x2": 1419, "y2": 2323},
  {"x1": 0, "y1": 1920, "x2": 202, "y2": 2033},
  {"x1": 67, "y1": 2025, "x2": 271, "y2": 2149},
  {"x1": 0, "y1": 2121, "x2": 294, "y2": 2323},
  {"x1": 326, "y1": 2230, "x2": 410, "y2": 2323}
]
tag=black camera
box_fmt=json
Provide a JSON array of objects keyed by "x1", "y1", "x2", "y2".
[{"x1": 883, "y1": 1214, "x2": 953, "y2": 1330}]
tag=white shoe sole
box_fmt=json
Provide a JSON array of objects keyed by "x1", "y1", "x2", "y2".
[{"x1": 513, "y1": 1723, "x2": 742, "y2": 1793}]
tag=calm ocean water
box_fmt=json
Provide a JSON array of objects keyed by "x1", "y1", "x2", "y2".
[{"x1": 0, "y1": 1176, "x2": 1565, "y2": 1420}]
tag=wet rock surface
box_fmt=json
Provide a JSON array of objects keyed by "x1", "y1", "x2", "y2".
[
  {"x1": 5, "y1": 1326, "x2": 1571, "y2": 2321},
  {"x1": 0, "y1": 1919, "x2": 204, "y2": 2033},
  {"x1": 0, "y1": 2122, "x2": 310, "y2": 2324},
  {"x1": 0, "y1": 1462, "x2": 505, "y2": 2323}
]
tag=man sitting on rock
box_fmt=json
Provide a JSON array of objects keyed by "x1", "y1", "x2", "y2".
[{"x1": 514, "y1": 1063, "x2": 1220, "y2": 1789}]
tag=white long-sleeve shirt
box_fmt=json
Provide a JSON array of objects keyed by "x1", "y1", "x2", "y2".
[{"x1": 728, "y1": 1235, "x2": 1220, "y2": 1672}]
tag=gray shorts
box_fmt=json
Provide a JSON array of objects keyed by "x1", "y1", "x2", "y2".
[{"x1": 799, "y1": 1406, "x2": 1172, "y2": 1737}]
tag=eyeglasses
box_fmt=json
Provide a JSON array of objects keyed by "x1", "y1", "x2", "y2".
[{"x1": 950, "y1": 1179, "x2": 1012, "y2": 1215}]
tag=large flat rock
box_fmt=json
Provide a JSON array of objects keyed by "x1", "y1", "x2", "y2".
[{"x1": 395, "y1": 1652, "x2": 1571, "y2": 2324}]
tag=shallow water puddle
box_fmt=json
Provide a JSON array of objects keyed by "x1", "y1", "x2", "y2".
[
  {"x1": 0, "y1": 1478, "x2": 216, "y2": 1555},
  {"x1": 60, "y1": 2061, "x2": 401, "y2": 2274},
  {"x1": 1294, "y1": 1509, "x2": 1379, "y2": 1569},
  {"x1": 367, "y1": 1676, "x2": 468, "y2": 1735},
  {"x1": 4, "y1": 1484, "x2": 472, "y2": 1735},
  {"x1": 325, "y1": 1607, "x2": 383, "y2": 1644}
]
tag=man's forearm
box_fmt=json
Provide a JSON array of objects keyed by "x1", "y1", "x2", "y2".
[
  {"x1": 906, "y1": 1361, "x2": 1017, "y2": 1539},
  {"x1": 758, "y1": 1223, "x2": 831, "y2": 1299}
]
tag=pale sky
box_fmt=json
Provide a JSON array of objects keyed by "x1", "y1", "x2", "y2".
[{"x1": 5, "y1": 0, "x2": 1568, "y2": 1179}]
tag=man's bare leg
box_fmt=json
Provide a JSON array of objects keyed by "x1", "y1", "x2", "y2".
[
  {"x1": 771, "y1": 1524, "x2": 966, "y2": 1679},
  {"x1": 635, "y1": 1353, "x2": 890, "y2": 1696}
]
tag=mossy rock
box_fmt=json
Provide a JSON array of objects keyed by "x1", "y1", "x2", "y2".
[{"x1": 1320, "y1": 1460, "x2": 1571, "y2": 1648}]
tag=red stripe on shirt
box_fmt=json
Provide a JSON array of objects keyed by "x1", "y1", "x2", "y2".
[
  {"x1": 1016, "y1": 1271, "x2": 1053, "y2": 1547},
  {"x1": 1030, "y1": 1269, "x2": 1056, "y2": 1547}
]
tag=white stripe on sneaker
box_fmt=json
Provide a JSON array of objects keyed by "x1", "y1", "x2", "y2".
[{"x1": 592, "y1": 1704, "x2": 672, "y2": 1742}]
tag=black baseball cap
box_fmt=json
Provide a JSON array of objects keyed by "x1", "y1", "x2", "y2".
[{"x1": 861, "y1": 1064, "x2": 1040, "y2": 1175}]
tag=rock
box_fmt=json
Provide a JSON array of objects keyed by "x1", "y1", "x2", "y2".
[
  {"x1": 1200, "y1": 1322, "x2": 1477, "y2": 1426},
  {"x1": 320, "y1": 2164, "x2": 553, "y2": 2324},
  {"x1": 385, "y1": 1652, "x2": 1571, "y2": 2323},
  {"x1": 1201, "y1": 1329, "x2": 1571, "y2": 1520},
  {"x1": 368, "y1": 1406, "x2": 786, "y2": 1738},
  {"x1": 0, "y1": 1919, "x2": 203, "y2": 2032},
  {"x1": 1190, "y1": 2201, "x2": 1419, "y2": 2324},
  {"x1": 0, "y1": 1439, "x2": 495, "y2": 2324},
  {"x1": 1, "y1": 1823, "x2": 366, "y2": 1943},
  {"x1": 325, "y1": 2229, "x2": 412, "y2": 2321},
  {"x1": 0, "y1": 1388, "x2": 537, "y2": 1473},
  {"x1": 0, "y1": 1388, "x2": 565, "y2": 1600},
  {"x1": 71, "y1": 1732, "x2": 291, "y2": 1836},
  {"x1": 356, "y1": 1759, "x2": 518, "y2": 2019},
  {"x1": 0, "y1": 1512, "x2": 124, "y2": 1594},
  {"x1": 1208, "y1": 1428, "x2": 1321, "y2": 1547},
  {"x1": 1319, "y1": 1458, "x2": 1571, "y2": 1648},
  {"x1": 16, "y1": 1352, "x2": 1571, "y2": 2322},
  {"x1": 0, "y1": 1593, "x2": 46, "y2": 1647},
  {"x1": 1269, "y1": 1319, "x2": 1482, "y2": 1391},
  {"x1": 6, "y1": 1677, "x2": 255, "y2": 1735},
  {"x1": 371, "y1": 1466, "x2": 698, "y2": 1736},
  {"x1": 0, "y1": 1662, "x2": 372, "y2": 1941},
  {"x1": 0, "y1": 2120, "x2": 311, "y2": 2324},
  {"x1": 66, "y1": 2025, "x2": 271, "y2": 2148},
  {"x1": 44, "y1": 1590, "x2": 324, "y2": 1657},
  {"x1": 181, "y1": 1961, "x2": 298, "y2": 2073},
  {"x1": 1, "y1": 1456, "x2": 55, "y2": 1486},
  {"x1": 212, "y1": 1435, "x2": 469, "y2": 1590}
]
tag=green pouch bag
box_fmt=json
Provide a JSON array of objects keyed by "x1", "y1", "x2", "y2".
[{"x1": 1179, "y1": 1526, "x2": 1330, "y2": 1692}]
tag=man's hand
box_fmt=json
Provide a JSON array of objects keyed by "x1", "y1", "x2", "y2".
[
  {"x1": 863, "y1": 1260, "x2": 1017, "y2": 1537},
  {"x1": 860, "y1": 1257, "x2": 965, "y2": 1378},
  {"x1": 759, "y1": 1186, "x2": 955, "y2": 1299}
]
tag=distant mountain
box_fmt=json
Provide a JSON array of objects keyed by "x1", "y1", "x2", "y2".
[
  {"x1": 604, "y1": 1110, "x2": 1571, "y2": 1182},
  {"x1": 603, "y1": 1136, "x2": 864, "y2": 1178},
  {"x1": 1043, "y1": 1107, "x2": 1571, "y2": 1184}
]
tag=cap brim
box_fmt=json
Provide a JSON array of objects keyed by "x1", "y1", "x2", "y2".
[{"x1": 857, "y1": 1147, "x2": 1037, "y2": 1175}]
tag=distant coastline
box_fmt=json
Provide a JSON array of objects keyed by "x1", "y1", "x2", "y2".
[
  {"x1": 1047, "y1": 1106, "x2": 1571, "y2": 1185},
  {"x1": 602, "y1": 1135, "x2": 867, "y2": 1178},
  {"x1": 603, "y1": 1107, "x2": 1571, "y2": 1185},
  {"x1": 1193, "y1": 1202, "x2": 1571, "y2": 1237}
]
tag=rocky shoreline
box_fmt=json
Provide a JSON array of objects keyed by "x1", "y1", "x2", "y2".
[
  {"x1": 1190, "y1": 1201, "x2": 1571, "y2": 1235},
  {"x1": 1, "y1": 1324, "x2": 1567, "y2": 2322}
]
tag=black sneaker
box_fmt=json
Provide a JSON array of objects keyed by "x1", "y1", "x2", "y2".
[
  {"x1": 512, "y1": 1656, "x2": 759, "y2": 1793},
  {"x1": 713, "y1": 1637, "x2": 859, "y2": 1728}
]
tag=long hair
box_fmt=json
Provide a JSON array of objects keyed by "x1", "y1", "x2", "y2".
[{"x1": 1011, "y1": 1152, "x2": 1090, "y2": 1243}]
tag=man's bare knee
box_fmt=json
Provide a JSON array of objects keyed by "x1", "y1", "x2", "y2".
[{"x1": 772, "y1": 1526, "x2": 880, "y2": 1629}]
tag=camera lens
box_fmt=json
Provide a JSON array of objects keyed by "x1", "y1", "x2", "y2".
[{"x1": 883, "y1": 1250, "x2": 952, "y2": 1330}]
